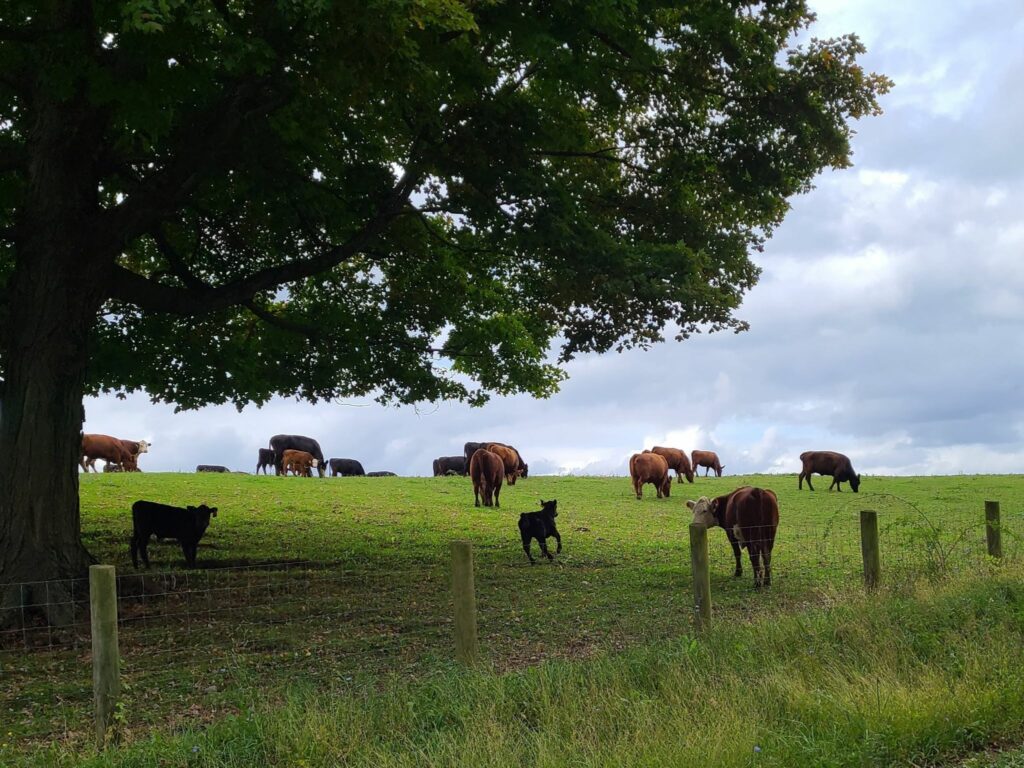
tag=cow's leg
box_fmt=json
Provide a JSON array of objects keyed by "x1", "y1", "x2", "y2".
[
  {"x1": 748, "y1": 549, "x2": 763, "y2": 589},
  {"x1": 655, "y1": 481, "x2": 663, "y2": 499},
  {"x1": 805, "y1": 474, "x2": 814, "y2": 491},
  {"x1": 183, "y1": 542, "x2": 197, "y2": 568},
  {"x1": 725, "y1": 530, "x2": 743, "y2": 577},
  {"x1": 634, "y1": 477, "x2": 642, "y2": 500},
  {"x1": 494, "y1": 484, "x2": 500, "y2": 508},
  {"x1": 829, "y1": 476, "x2": 839, "y2": 491},
  {"x1": 762, "y1": 549, "x2": 773, "y2": 588},
  {"x1": 521, "y1": 532, "x2": 535, "y2": 564},
  {"x1": 474, "y1": 482, "x2": 481, "y2": 507},
  {"x1": 538, "y1": 537, "x2": 554, "y2": 562},
  {"x1": 552, "y1": 526, "x2": 562, "y2": 554},
  {"x1": 139, "y1": 537, "x2": 151, "y2": 568}
]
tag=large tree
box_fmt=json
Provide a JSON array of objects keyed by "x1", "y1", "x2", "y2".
[{"x1": 0, "y1": 0, "x2": 888, "y2": 618}]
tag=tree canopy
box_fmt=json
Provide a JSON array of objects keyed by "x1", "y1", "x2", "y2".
[{"x1": 0, "y1": 0, "x2": 889, "y2": 411}]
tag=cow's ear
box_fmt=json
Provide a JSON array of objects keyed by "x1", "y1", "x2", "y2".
[
  {"x1": 210, "y1": 507, "x2": 218, "y2": 516},
  {"x1": 685, "y1": 500, "x2": 695, "y2": 510}
]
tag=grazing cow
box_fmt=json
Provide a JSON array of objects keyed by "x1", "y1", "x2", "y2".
[
  {"x1": 196, "y1": 465, "x2": 229, "y2": 473},
  {"x1": 798, "y1": 451, "x2": 861, "y2": 493},
  {"x1": 433, "y1": 456, "x2": 467, "y2": 476},
  {"x1": 366, "y1": 471, "x2": 396, "y2": 477},
  {"x1": 81, "y1": 435, "x2": 148, "y2": 473},
  {"x1": 647, "y1": 446, "x2": 694, "y2": 483},
  {"x1": 629, "y1": 452, "x2": 671, "y2": 500},
  {"x1": 130, "y1": 500, "x2": 218, "y2": 569},
  {"x1": 691, "y1": 450, "x2": 724, "y2": 477},
  {"x1": 102, "y1": 462, "x2": 123, "y2": 473},
  {"x1": 470, "y1": 448, "x2": 504, "y2": 507},
  {"x1": 282, "y1": 449, "x2": 318, "y2": 477},
  {"x1": 269, "y1": 434, "x2": 326, "y2": 477},
  {"x1": 256, "y1": 448, "x2": 276, "y2": 475},
  {"x1": 519, "y1": 499, "x2": 561, "y2": 564},
  {"x1": 688, "y1": 486, "x2": 779, "y2": 589},
  {"x1": 328, "y1": 458, "x2": 366, "y2": 477},
  {"x1": 483, "y1": 443, "x2": 524, "y2": 485}
]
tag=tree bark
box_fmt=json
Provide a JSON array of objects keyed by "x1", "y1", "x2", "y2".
[
  {"x1": 0, "y1": 25, "x2": 107, "y2": 624},
  {"x1": 0, "y1": 257, "x2": 102, "y2": 625}
]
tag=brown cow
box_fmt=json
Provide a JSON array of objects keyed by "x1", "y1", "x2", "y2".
[
  {"x1": 81, "y1": 434, "x2": 134, "y2": 473},
  {"x1": 83, "y1": 437, "x2": 150, "y2": 472},
  {"x1": 470, "y1": 448, "x2": 505, "y2": 507},
  {"x1": 798, "y1": 451, "x2": 861, "y2": 492},
  {"x1": 629, "y1": 452, "x2": 671, "y2": 500},
  {"x1": 691, "y1": 450, "x2": 724, "y2": 477},
  {"x1": 482, "y1": 443, "x2": 523, "y2": 485},
  {"x1": 647, "y1": 446, "x2": 694, "y2": 483},
  {"x1": 282, "y1": 449, "x2": 318, "y2": 477},
  {"x1": 688, "y1": 486, "x2": 779, "y2": 589}
]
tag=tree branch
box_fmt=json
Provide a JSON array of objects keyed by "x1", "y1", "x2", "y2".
[
  {"x1": 108, "y1": 169, "x2": 420, "y2": 315},
  {"x1": 102, "y1": 77, "x2": 292, "y2": 251},
  {"x1": 533, "y1": 147, "x2": 645, "y2": 172}
]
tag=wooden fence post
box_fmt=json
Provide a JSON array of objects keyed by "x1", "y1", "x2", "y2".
[
  {"x1": 451, "y1": 540, "x2": 478, "y2": 665},
  {"x1": 689, "y1": 523, "x2": 712, "y2": 633},
  {"x1": 90, "y1": 565, "x2": 120, "y2": 749},
  {"x1": 986, "y1": 500, "x2": 1002, "y2": 559},
  {"x1": 860, "y1": 510, "x2": 881, "y2": 589}
]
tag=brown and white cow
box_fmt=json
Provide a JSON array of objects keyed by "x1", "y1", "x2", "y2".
[
  {"x1": 82, "y1": 436, "x2": 150, "y2": 473},
  {"x1": 688, "y1": 486, "x2": 779, "y2": 589},
  {"x1": 647, "y1": 446, "x2": 694, "y2": 483},
  {"x1": 282, "y1": 449, "x2": 318, "y2": 477},
  {"x1": 470, "y1": 448, "x2": 505, "y2": 507},
  {"x1": 691, "y1": 450, "x2": 724, "y2": 478},
  {"x1": 629, "y1": 452, "x2": 671, "y2": 500},
  {"x1": 798, "y1": 451, "x2": 861, "y2": 493}
]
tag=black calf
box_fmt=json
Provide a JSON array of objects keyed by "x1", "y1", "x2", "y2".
[
  {"x1": 519, "y1": 499, "x2": 561, "y2": 564},
  {"x1": 130, "y1": 500, "x2": 218, "y2": 569},
  {"x1": 196, "y1": 465, "x2": 228, "y2": 473}
]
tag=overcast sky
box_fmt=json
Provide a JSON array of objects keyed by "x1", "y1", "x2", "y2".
[{"x1": 85, "y1": 1, "x2": 1024, "y2": 477}]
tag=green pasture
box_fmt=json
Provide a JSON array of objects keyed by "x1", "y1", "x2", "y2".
[{"x1": 3, "y1": 472, "x2": 1023, "y2": 764}]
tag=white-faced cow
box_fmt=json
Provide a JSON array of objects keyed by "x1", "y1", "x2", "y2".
[{"x1": 688, "y1": 486, "x2": 779, "y2": 589}]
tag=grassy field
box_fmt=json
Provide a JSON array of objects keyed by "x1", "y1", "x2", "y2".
[{"x1": 3, "y1": 472, "x2": 1023, "y2": 765}]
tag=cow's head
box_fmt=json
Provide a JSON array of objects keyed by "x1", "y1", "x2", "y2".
[
  {"x1": 136, "y1": 440, "x2": 151, "y2": 454},
  {"x1": 520, "y1": 463, "x2": 529, "y2": 478},
  {"x1": 540, "y1": 499, "x2": 557, "y2": 518},
  {"x1": 686, "y1": 496, "x2": 718, "y2": 528},
  {"x1": 850, "y1": 473, "x2": 861, "y2": 493}
]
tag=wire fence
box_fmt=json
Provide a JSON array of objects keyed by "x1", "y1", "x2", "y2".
[{"x1": 1, "y1": 498, "x2": 1018, "y2": 755}]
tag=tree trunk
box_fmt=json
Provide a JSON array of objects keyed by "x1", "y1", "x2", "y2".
[
  {"x1": 0, "y1": 34, "x2": 107, "y2": 625},
  {"x1": 0, "y1": 266, "x2": 100, "y2": 626}
]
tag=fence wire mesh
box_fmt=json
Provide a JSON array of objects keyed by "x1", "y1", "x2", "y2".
[{"x1": 1, "y1": 497, "x2": 1016, "y2": 755}]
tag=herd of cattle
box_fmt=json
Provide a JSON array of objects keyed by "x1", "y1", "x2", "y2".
[{"x1": 81, "y1": 430, "x2": 863, "y2": 587}]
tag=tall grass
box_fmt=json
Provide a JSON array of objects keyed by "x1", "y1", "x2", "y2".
[{"x1": 51, "y1": 566, "x2": 1024, "y2": 768}]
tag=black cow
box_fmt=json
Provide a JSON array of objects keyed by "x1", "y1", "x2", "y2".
[
  {"x1": 463, "y1": 441, "x2": 484, "y2": 465},
  {"x1": 366, "y1": 471, "x2": 396, "y2": 477},
  {"x1": 329, "y1": 458, "x2": 365, "y2": 477},
  {"x1": 196, "y1": 465, "x2": 229, "y2": 473},
  {"x1": 269, "y1": 434, "x2": 326, "y2": 477},
  {"x1": 256, "y1": 448, "x2": 276, "y2": 475},
  {"x1": 433, "y1": 456, "x2": 467, "y2": 476},
  {"x1": 130, "y1": 500, "x2": 218, "y2": 569},
  {"x1": 519, "y1": 499, "x2": 561, "y2": 564}
]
